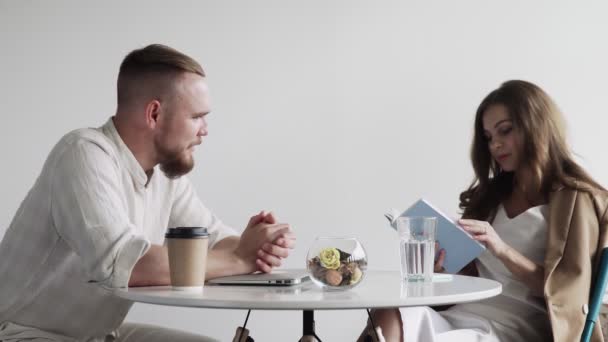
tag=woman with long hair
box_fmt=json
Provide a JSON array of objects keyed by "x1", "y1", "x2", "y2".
[{"x1": 360, "y1": 80, "x2": 608, "y2": 342}]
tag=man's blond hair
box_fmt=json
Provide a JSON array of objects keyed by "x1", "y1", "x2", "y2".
[{"x1": 117, "y1": 44, "x2": 205, "y2": 107}]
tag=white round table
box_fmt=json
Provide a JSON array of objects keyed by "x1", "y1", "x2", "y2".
[{"x1": 114, "y1": 271, "x2": 501, "y2": 341}]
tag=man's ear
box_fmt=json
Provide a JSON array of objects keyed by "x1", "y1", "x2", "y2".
[{"x1": 144, "y1": 99, "x2": 162, "y2": 129}]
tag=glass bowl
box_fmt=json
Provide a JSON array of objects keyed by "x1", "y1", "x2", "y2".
[{"x1": 306, "y1": 236, "x2": 368, "y2": 290}]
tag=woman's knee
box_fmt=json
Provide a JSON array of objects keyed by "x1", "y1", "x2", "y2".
[
  {"x1": 371, "y1": 308, "x2": 402, "y2": 326},
  {"x1": 370, "y1": 308, "x2": 404, "y2": 342}
]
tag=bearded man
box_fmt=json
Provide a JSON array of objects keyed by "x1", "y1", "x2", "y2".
[{"x1": 0, "y1": 44, "x2": 295, "y2": 342}]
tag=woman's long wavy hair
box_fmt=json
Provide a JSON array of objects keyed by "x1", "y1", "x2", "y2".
[{"x1": 459, "y1": 80, "x2": 605, "y2": 220}]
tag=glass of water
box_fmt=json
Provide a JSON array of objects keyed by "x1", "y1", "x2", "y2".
[{"x1": 397, "y1": 216, "x2": 436, "y2": 282}]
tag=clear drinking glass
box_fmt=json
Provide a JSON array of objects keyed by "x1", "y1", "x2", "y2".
[{"x1": 396, "y1": 216, "x2": 436, "y2": 282}]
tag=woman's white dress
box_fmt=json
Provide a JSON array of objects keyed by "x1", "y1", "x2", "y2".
[{"x1": 400, "y1": 205, "x2": 553, "y2": 342}]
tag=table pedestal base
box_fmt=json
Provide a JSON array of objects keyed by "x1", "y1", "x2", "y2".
[{"x1": 298, "y1": 310, "x2": 322, "y2": 341}]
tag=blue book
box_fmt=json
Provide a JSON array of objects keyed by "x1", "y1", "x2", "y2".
[{"x1": 386, "y1": 198, "x2": 485, "y2": 274}]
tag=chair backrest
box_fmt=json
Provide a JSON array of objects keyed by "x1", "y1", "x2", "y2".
[{"x1": 582, "y1": 247, "x2": 608, "y2": 342}]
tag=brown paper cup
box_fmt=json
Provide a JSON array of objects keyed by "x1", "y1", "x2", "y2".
[{"x1": 165, "y1": 227, "x2": 209, "y2": 291}]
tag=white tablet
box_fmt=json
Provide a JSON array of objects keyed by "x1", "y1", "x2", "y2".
[{"x1": 207, "y1": 269, "x2": 310, "y2": 286}]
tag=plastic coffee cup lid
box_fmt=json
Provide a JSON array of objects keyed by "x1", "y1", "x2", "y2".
[{"x1": 165, "y1": 227, "x2": 209, "y2": 239}]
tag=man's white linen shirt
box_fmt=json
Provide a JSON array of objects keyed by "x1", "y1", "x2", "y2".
[{"x1": 0, "y1": 118, "x2": 237, "y2": 341}]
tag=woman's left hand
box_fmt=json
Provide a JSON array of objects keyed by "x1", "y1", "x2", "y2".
[
  {"x1": 434, "y1": 242, "x2": 446, "y2": 273},
  {"x1": 458, "y1": 219, "x2": 508, "y2": 257}
]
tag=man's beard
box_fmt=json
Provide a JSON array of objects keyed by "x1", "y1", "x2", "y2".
[{"x1": 157, "y1": 142, "x2": 195, "y2": 179}]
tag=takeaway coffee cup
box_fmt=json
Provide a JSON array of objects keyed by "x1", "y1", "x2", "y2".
[{"x1": 165, "y1": 227, "x2": 209, "y2": 291}]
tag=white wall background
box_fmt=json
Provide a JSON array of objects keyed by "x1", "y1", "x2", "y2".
[{"x1": 1, "y1": 0, "x2": 607, "y2": 340}]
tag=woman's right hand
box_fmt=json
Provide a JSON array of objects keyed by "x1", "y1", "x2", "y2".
[{"x1": 434, "y1": 242, "x2": 446, "y2": 273}]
